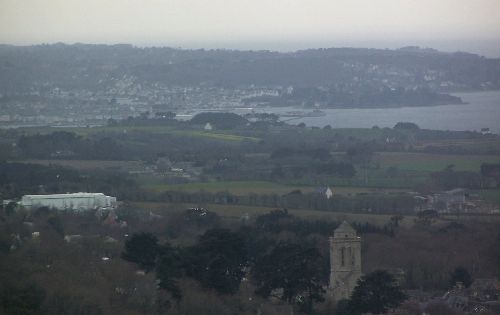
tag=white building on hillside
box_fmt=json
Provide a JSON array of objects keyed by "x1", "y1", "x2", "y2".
[
  {"x1": 204, "y1": 122, "x2": 213, "y2": 130},
  {"x1": 20, "y1": 193, "x2": 117, "y2": 211}
]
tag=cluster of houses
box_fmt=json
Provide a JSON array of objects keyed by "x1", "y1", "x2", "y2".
[
  {"x1": 0, "y1": 80, "x2": 282, "y2": 128},
  {"x1": 414, "y1": 188, "x2": 468, "y2": 213},
  {"x1": 414, "y1": 188, "x2": 499, "y2": 215},
  {"x1": 405, "y1": 279, "x2": 500, "y2": 314},
  {"x1": 154, "y1": 157, "x2": 202, "y2": 181}
]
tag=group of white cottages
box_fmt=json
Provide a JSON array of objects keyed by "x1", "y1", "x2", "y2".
[{"x1": 19, "y1": 193, "x2": 117, "y2": 211}]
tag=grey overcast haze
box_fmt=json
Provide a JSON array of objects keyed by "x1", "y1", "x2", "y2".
[{"x1": 1, "y1": 0, "x2": 500, "y2": 55}]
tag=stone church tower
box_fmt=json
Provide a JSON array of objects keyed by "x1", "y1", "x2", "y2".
[{"x1": 329, "y1": 221, "x2": 362, "y2": 301}]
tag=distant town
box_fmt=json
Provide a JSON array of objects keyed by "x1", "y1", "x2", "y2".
[{"x1": 1, "y1": 44, "x2": 499, "y2": 127}]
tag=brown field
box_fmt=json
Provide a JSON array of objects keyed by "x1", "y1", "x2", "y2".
[
  {"x1": 128, "y1": 201, "x2": 396, "y2": 226},
  {"x1": 375, "y1": 152, "x2": 500, "y2": 172},
  {"x1": 141, "y1": 179, "x2": 409, "y2": 196},
  {"x1": 414, "y1": 137, "x2": 500, "y2": 149},
  {"x1": 128, "y1": 201, "x2": 500, "y2": 228}
]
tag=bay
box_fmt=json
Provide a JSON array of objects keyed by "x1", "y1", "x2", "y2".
[{"x1": 264, "y1": 90, "x2": 500, "y2": 133}]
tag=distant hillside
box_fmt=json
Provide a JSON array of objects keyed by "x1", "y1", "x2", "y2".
[{"x1": 0, "y1": 43, "x2": 499, "y2": 104}]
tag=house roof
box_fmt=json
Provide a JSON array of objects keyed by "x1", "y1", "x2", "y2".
[
  {"x1": 315, "y1": 186, "x2": 330, "y2": 194},
  {"x1": 470, "y1": 278, "x2": 500, "y2": 291},
  {"x1": 22, "y1": 193, "x2": 107, "y2": 199},
  {"x1": 444, "y1": 188, "x2": 466, "y2": 195}
]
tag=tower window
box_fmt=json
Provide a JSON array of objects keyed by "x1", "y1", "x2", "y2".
[{"x1": 341, "y1": 247, "x2": 345, "y2": 266}]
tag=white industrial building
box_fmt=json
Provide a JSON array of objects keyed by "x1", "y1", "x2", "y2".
[{"x1": 20, "y1": 193, "x2": 117, "y2": 211}]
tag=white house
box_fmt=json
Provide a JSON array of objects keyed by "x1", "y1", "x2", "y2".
[
  {"x1": 325, "y1": 186, "x2": 334, "y2": 199},
  {"x1": 317, "y1": 186, "x2": 334, "y2": 199},
  {"x1": 204, "y1": 122, "x2": 213, "y2": 131},
  {"x1": 20, "y1": 193, "x2": 117, "y2": 211}
]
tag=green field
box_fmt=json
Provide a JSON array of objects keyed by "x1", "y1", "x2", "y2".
[
  {"x1": 19, "y1": 125, "x2": 260, "y2": 142},
  {"x1": 170, "y1": 130, "x2": 260, "y2": 142},
  {"x1": 376, "y1": 152, "x2": 500, "y2": 172}
]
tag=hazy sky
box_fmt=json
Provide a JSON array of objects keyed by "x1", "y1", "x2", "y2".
[{"x1": 1, "y1": 0, "x2": 500, "y2": 56}]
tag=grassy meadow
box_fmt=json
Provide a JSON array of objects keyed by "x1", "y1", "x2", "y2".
[{"x1": 17, "y1": 125, "x2": 260, "y2": 142}]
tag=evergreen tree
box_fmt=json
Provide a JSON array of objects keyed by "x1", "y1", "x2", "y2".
[
  {"x1": 122, "y1": 232, "x2": 159, "y2": 272},
  {"x1": 184, "y1": 229, "x2": 247, "y2": 294},
  {"x1": 252, "y1": 242, "x2": 326, "y2": 314},
  {"x1": 449, "y1": 266, "x2": 472, "y2": 288},
  {"x1": 156, "y1": 244, "x2": 184, "y2": 301},
  {"x1": 347, "y1": 270, "x2": 407, "y2": 315}
]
